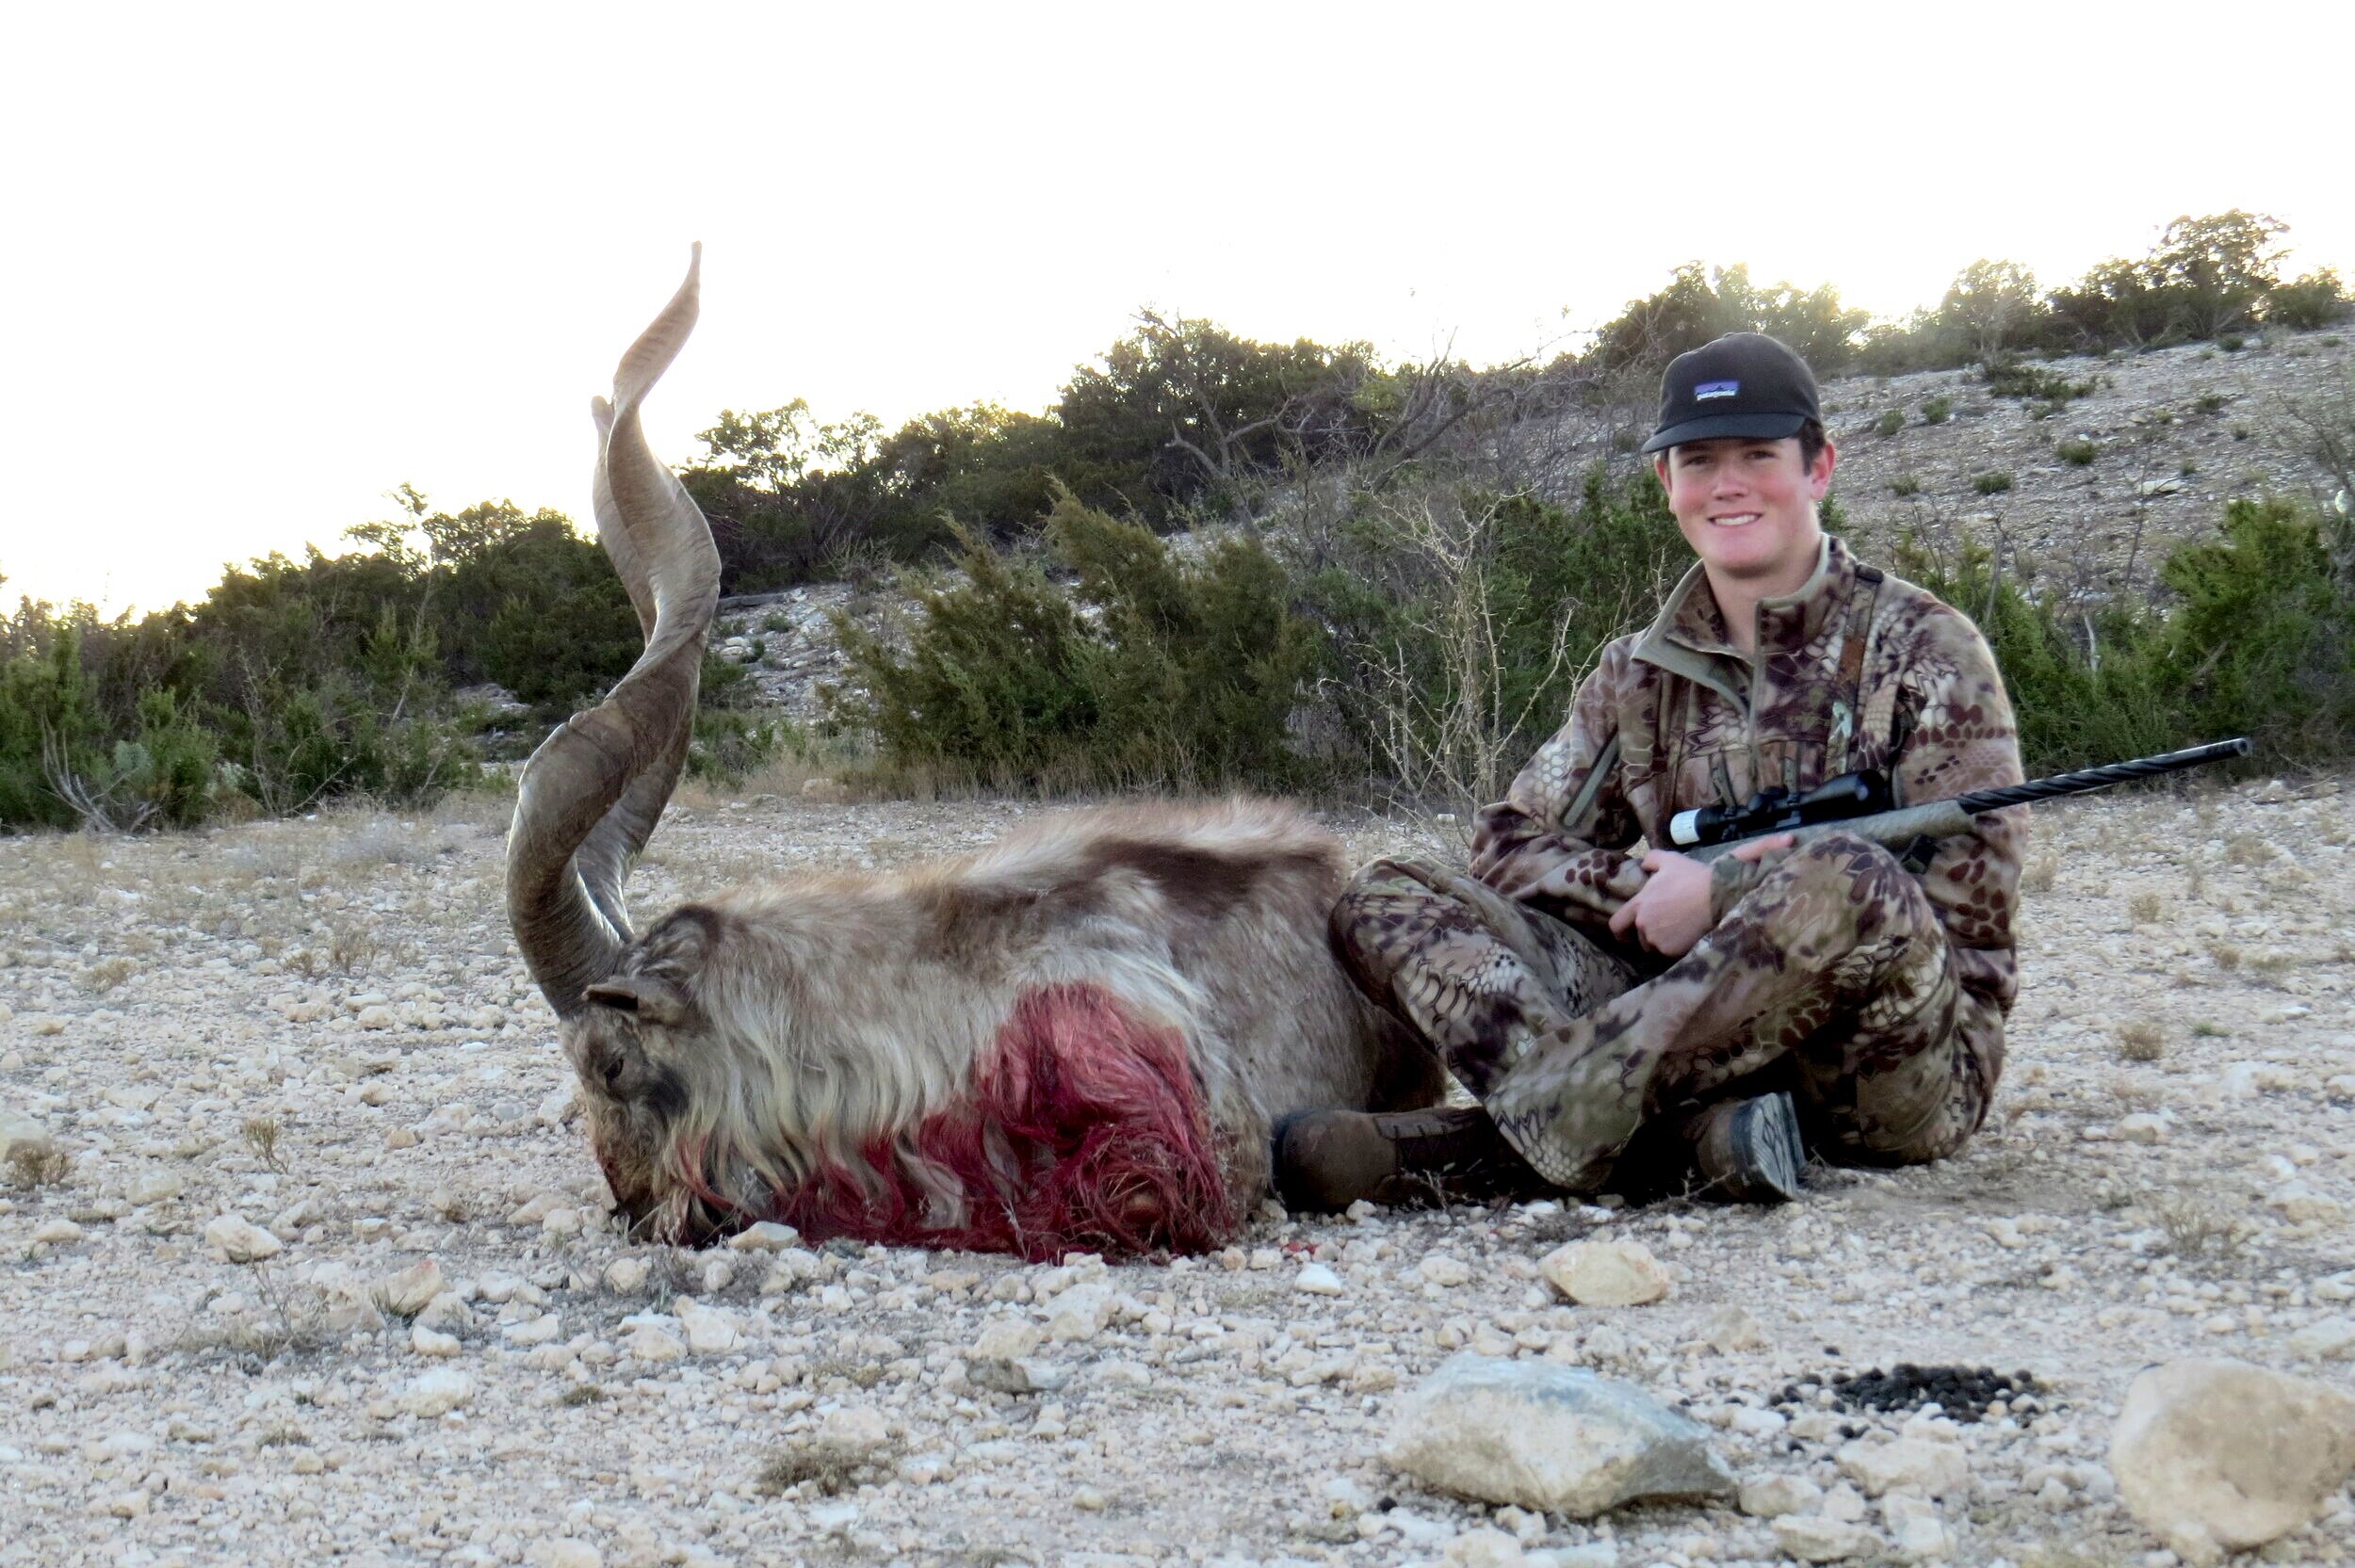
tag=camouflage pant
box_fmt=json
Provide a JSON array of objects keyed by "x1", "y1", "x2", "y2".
[{"x1": 1330, "y1": 832, "x2": 1984, "y2": 1191}]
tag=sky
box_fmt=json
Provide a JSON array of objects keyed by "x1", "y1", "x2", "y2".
[{"x1": 5, "y1": 1, "x2": 2351, "y2": 616}]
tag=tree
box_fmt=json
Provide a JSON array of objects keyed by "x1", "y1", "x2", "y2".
[
  {"x1": 2149, "y1": 210, "x2": 2286, "y2": 340},
  {"x1": 1938, "y1": 260, "x2": 2043, "y2": 363},
  {"x1": 1586, "y1": 263, "x2": 1867, "y2": 375}
]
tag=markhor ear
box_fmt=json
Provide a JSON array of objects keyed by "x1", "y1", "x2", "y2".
[{"x1": 582, "y1": 976, "x2": 691, "y2": 1027}]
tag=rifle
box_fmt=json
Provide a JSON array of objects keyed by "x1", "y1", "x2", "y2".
[{"x1": 1669, "y1": 738, "x2": 2252, "y2": 864}]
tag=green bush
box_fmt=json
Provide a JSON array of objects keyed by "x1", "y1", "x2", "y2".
[
  {"x1": 1984, "y1": 360, "x2": 2096, "y2": 406},
  {"x1": 830, "y1": 492, "x2": 1320, "y2": 789},
  {"x1": 1973, "y1": 471, "x2": 2014, "y2": 494},
  {"x1": 2056, "y1": 438, "x2": 2097, "y2": 466},
  {"x1": 1873, "y1": 410, "x2": 1905, "y2": 438},
  {"x1": 1899, "y1": 494, "x2": 2354, "y2": 771},
  {"x1": 1920, "y1": 396, "x2": 1953, "y2": 426},
  {"x1": 1891, "y1": 474, "x2": 1923, "y2": 498}
]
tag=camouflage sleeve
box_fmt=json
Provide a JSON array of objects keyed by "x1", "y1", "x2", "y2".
[
  {"x1": 1885, "y1": 603, "x2": 2028, "y2": 1018},
  {"x1": 1469, "y1": 639, "x2": 1648, "y2": 931}
]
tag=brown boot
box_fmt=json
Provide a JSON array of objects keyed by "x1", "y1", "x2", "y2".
[
  {"x1": 1272, "y1": 1105, "x2": 1546, "y2": 1212},
  {"x1": 1690, "y1": 1091, "x2": 1807, "y2": 1204}
]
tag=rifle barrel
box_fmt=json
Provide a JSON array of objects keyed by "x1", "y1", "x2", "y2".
[{"x1": 1952, "y1": 738, "x2": 2251, "y2": 816}]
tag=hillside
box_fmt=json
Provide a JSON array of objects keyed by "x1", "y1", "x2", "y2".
[{"x1": 708, "y1": 331, "x2": 2355, "y2": 723}]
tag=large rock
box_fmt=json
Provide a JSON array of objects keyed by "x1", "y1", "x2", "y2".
[
  {"x1": 1772, "y1": 1515, "x2": 1878, "y2": 1562},
  {"x1": 398, "y1": 1366, "x2": 476, "y2": 1417},
  {"x1": 1835, "y1": 1435, "x2": 1972, "y2": 1498},
  {"x1": 0, "y1": 1109, "x2": 57, "y2": 1164},
  {"x1": 203, "y1": 1214, "x2": 283, "y2": 1264},
  {"x1": 1381, "y1": 1352, "x2": 1734, "y2": 1517},
  {"x1": 2109, "y1": 1358, "x2": 2355, "y2": 1565},
  {"x1": 1537, "y1": 1240, "x2": 1671, "y2": 1306},
  {"x1": 376, "y1": 1258, "x2": 444, "y2": 1317}
]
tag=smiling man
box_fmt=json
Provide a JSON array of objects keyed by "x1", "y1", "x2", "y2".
[{"x1": 1280, "y1": 332, "x2": 2028, "y2": 1209}]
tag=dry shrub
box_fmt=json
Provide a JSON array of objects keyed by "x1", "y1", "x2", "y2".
[
  {"x1": 2152, "y1": 1193, "x2": 2243, "y2": 1260},
  {"x1": 76, "y1": 956, "x2": 134, "y2": 994},
  {"x1": 8, "y1": 1145, "x2": 73, "y2": 1188},
  {"x1": 243, "y1": 1115, "x2": 288, "y2": 1174},
  {"x1": 2209, "y1": 941, "x2": 2243, "y2": 971},
  {"x1": 2113, "y1": 1021, "x2": 2165, "y2": 1062},
  {"x1": 2021, "y1": 852, "x2": 2059, "y2": 895},
  {"x1": 328, "y1": 921, "x2": 381, "y2": 976},
  {"x1": 755, "y1": 1429, "x2": 900, "y2": 1497},
  {"x1": 2123, "y1": 891, "x2": 2163, "y2": 925},
  {"x1": 2223, "y1": 832, "x2": 2275, "y2": 867}
]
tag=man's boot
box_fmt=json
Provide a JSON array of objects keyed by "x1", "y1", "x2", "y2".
[
  {"x1": 1272, "y1": 1105, "x2": 1546, "y2": 1213},
  {"x1": 1690, "y1": 1091, "x2": 1807, "y2": 1204}
]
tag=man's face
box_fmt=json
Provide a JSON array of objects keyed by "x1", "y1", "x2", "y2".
[{"x1": 1654, "y1": 435, "x2": 1835, "y2": 587}]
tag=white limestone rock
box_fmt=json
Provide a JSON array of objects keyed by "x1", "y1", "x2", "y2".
[
  {"x1": 2109, "y1": 1357, "x2": 2355, "y2": 1565},
  {"x1": 398, "y1": 1366, "x2": 475, "y2": 1415},
  {"x1": 1836, "y1": 1435, "x2": 1972, "y2": 1498},
  {"x1": 1537, "y1": 1240, "x2": 1671, "y2": 1306},
  {"x1": 203, "y1": 1214, "x2": 282, "y2": 1264},
  {"x1": 376, "y1": 1258, "x2": 444, "y2": 1317},
  {"x1": 1772, "y1": 1514, "x2": 1878, "y2": 1562},
  {"x1": 1381, "y1": 1352, "x2": 1734, "y2": 1517}
]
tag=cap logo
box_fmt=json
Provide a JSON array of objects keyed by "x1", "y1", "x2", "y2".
[{"x1": 1694, "y1": 380, "x2": 1740, "y2": 401}]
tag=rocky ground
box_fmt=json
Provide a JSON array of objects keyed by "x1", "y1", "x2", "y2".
[{"x1": 2, "y1": 775, "x2": 2353, "y2": 1568}]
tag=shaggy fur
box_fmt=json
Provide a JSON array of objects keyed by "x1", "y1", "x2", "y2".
[
  {"x1": 512, "y1": 255, "x2": 1439, "y2": 1258},
  {"x1": 567, "y1": 800, "x2": 1444, "y2": 1256}
]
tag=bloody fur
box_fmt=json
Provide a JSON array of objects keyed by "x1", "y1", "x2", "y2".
[{"x1": 677, "y1": 983, "x2": 1236, "y2": 1260}]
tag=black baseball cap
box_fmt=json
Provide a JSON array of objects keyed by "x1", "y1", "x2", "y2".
[{"x1": 1640, "y1": 331, "x2": 1822, "y2": 455}]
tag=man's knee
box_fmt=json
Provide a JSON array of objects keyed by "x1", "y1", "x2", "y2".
[{"x1": 1329, "y1": 858, "x2": 1448, "y2": 980}]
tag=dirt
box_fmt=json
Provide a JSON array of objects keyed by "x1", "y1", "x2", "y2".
[{"x1": 1, "y1": 775, "x2": 2352, "y2": 1566}]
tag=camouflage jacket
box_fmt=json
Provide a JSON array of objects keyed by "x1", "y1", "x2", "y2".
[{"x1": 1470, "y1": 534, "x2": 2026, "y2": 1084}]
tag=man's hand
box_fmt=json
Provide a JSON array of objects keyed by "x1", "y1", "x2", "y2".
[{"x1": 1607, "y1": 833, "x2": 1796, "y2": 958}]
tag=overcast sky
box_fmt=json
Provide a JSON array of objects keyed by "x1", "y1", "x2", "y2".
[{"x1": 6, "y1": 2, "x2": 2350, "y2": 615}]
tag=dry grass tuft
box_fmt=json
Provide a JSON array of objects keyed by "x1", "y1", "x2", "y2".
[
  {"x1": 8, "y1": 1145, "x2": 73, "y2": 1189},
  {"x1": 2208, "y1": 941, "x2": 2242, "y2": 971},
  {"x1": 2152, "y1": 1193, "x2": 2243, "y2": 1260},
  {"x1": 755, "y1": 1430, "x2": 901, "y2": 1497},
  {"x1": 77, "y1": 957, "x2": 135, "y2": 994},
  {"x1": 2113, "y1": 1021, "x2": 2165, "y2": 1062},
  {"x1": 2223, "y1": 832, "x2": 2275, "y2": 867},
  {"x1": 2021, "y1": 853, "x2": 2059, "y2": 895},
  {"x1": 2246, "y1": 950, "x2": 2297, "y2": 980},
  {"x1": 328, "y1": 921, "x2": 382, "y2": 976},
  {"x1": 2123, "y1": 891, "x2": 2163, "y2": 926},
  {"x1": 243, "y1": 1116, "x2": 288, "y2": 1175}
]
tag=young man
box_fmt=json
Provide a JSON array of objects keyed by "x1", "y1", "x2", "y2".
[{"x1": 1280, "y1": 332, "x2": 2026, "y2": 1208}]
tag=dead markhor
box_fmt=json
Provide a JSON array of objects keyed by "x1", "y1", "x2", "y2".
[{"x1": 502, "y1": 248, "x2": 1444, "y2": 1258}]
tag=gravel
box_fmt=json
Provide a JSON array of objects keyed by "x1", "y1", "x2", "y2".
[{"x1": 0, "y1": 777, "x2": 2351, "y2": 1565}]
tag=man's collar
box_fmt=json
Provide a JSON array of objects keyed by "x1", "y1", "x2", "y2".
[{"x1": 1634, "y1": 535, "x2": 1851, "y2": 680}]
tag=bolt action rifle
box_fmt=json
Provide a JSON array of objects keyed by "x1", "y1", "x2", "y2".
[{"x1": 1669, "y1": 738, "x2": 2252, "y2": 864}]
